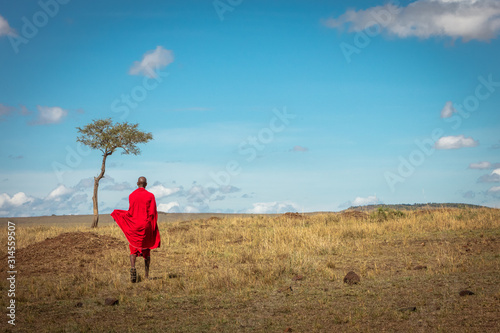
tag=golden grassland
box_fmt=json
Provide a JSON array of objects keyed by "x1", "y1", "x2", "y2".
[{"x1": 1, "y1": 208, "x2": 499, "y2": 332}]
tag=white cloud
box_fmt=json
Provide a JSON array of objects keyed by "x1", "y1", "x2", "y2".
[
  {"x1": 75, "y1": 177, "x2": 94, "y2": 189},
  {"x1": 0, "y1": 14, "x2": 16, "y2": 37},
  {"x1": 468, "y1": 161, "x2": 492, "y2": 169},
  {"x1": 149, "y1": 184, "x2": 181, "y2": 199},
  {"x1": 46, "y1": 185, "x2": 75, "y2": 201},
  {"x1": 218, "y1": 185, "x2": 241, "y2": 194},
  {"x1": 129, "y1": 46, "x2": 174, "y2": 78},
  {"x1": 0, "y1": 192, "x2": 34, "y2": 208},
  {"x1": 184, "y1": 205, "x2": 199, "y2": 213},
  {"x1": 352, "y1": 195, "x2": 380, "y2": 206},
  {"x1": 158, "y1": 201, "x2": 180, "y2": 213},
  {"x1": 440, "y1": 101, "x2": 456, "y2": 118},
  {"x1": 488, "y1": 186, "x2": 500, "y2": 193},
  {"x1": 0, "y1": 183, "x2": 92, "y2": 217},
  {"x1": 339, "y1": 195, "x2": 382, "y2": 209},
  {"x1": 30, "y1": 106, "x2": 68, "y2": 125},
  {"x1": 323, "y1": 0, "x2": 500, "y2": 42},
  {"x1": 246, "y1": 201, "x2": 299, "y2": 214},
  {"x1": 102, "y1": 182, "x2": 133, "y2": 191},
  {"x1": 477, "y1": 170, "x2": 500, "y2": 183},
  {"x1": 435, "y1": 135, "x2": 479, "y2": 149}
]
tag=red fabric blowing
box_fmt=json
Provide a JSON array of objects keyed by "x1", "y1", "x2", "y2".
[
  {"x1": 129, "y1": 244, "x2": 150, "y2": 257},
  {"x1": 111, "y1": 188, "x2": 161, "y2": 251}
]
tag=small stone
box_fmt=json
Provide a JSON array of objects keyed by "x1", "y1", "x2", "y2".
[
  {"x1": 343, "y1": 271, "x2": 360, "y2": 285},
  {"x1": 283, "y1": 327, "x2": 293, "y2": 332},
  {"x1": 413, "y1": 265, "x2": 427, "y2": 270},
  {"x1": 459, "y1": 290, "x2": 475, "y2": 296},
  {"x1": 292, "y1": 274, "x2": 303, "y2": 281},
  {"x1": 398, "y1": 306, "x2": 417, "y2": 312},
  {"x1": 105, "y1": 298, "x2": 119, "y2": 306},
  {"x1": 278, "y1": 286, "x2": 293, "y2": 293},
  {"x1": 75, "y1": 302, "x2": 83, "y2": 308}
]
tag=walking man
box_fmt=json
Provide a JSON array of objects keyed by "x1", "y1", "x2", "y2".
[{"x1": 111, "y1": 176, "x2": 161, "y2": 282}]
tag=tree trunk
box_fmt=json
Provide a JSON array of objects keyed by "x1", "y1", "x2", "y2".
[
  {"x1": 91, "y1": 153, "x2": 109, "y2": 228},
  {"x1": 91, "y1": 178, "x2": 99, "y2": 228}
]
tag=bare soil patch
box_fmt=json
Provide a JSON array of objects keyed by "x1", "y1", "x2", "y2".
[
  {"x1": 16, "y1": 231, "x2": 125, "y2": 275},
  {"x1": 340, "y1": 210, "x2": 369, "y2": 220},
  {"x1": 282, "y1": 212, "x2": 305, "y2": 219}
]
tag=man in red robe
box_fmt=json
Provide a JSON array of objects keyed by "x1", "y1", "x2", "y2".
[{"x1": 111, "y1": 176, "x2": 161, "y2": 282}]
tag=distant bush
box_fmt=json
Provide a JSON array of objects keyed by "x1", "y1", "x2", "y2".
[{"x1": 370, "y1": 207, "x2": 405, "y2": 221}]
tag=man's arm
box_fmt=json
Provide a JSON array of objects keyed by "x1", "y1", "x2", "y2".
[
  {"x1": 127, "y1": 192, "x2": 134, "y2": 216},
  {"x1": 148, "y1": 194, "x2": 158, "y2": 222}
]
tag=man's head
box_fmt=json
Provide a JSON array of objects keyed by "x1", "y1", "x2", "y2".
[{"x1": 137, "y1": 176, "x2": 147, "y2": 188}]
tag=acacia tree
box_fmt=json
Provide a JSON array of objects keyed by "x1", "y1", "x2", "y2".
[{"x1": 76, "y1": 118, "x2": 153, "y2": 228}]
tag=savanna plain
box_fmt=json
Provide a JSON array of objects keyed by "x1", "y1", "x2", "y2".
[{"x1": 1, "y1": 207, "x2": 499, "y2": 332}]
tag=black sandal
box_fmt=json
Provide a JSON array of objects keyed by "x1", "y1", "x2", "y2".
[{"x1": 130, "y1": 268, "x2": 137, "y2": 283}]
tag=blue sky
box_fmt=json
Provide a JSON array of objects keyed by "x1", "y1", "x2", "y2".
[{"x1": 1, "y1": 0, "x2": 499, "y2": 216}]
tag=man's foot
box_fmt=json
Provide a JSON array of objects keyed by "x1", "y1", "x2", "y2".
[{"x1": 130, "y1": 268, "x2": 137, "y2": 283}]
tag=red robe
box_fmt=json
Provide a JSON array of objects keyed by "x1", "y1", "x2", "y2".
[{"x1": 111, "y1": 187, "x2": 161, "y2": 251}]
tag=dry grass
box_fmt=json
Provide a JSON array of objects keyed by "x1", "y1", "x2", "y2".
[{"x1": 1, "y1": 208, "x2": 499, "y2": 332}]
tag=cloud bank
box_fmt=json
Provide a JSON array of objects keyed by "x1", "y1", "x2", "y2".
[
  {"x1": 323, "y1": 0, "x2": 500, "y2": 42},
  {"x1": 246, "y1": 201, "x2": 299, "y2": 214}
]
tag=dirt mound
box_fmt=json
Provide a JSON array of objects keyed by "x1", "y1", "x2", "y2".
[
  {"x1": 282, "y1": 212, "x2": 304, "y2": 219},
  {"x1": 340, "y1": 211, "x2": 369, "y2": 220},
  {"x1": 17, "y1": 232, "x2": 126, "y2": 275}
]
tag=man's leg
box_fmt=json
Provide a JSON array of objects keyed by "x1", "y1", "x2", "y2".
[
  {"x1": 129, "y1": 245, "x2": 138, "y2": 283},
  {"x1": 143, "y1": 248, "x2": 151, "y2": 279},
  {"x1": 130, "y1": 254, "x2": 137, "y2": 268},
  {"x1": 130, "y1": 254, "x2": 138, "y2": 282},
  {"x1": 144, "y1": 256, "x2": 150, "y2": 279}
]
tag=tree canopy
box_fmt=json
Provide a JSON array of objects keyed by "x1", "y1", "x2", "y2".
[{"x1": 76, "y1": 118, "x2": 153, "y2": 156}]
